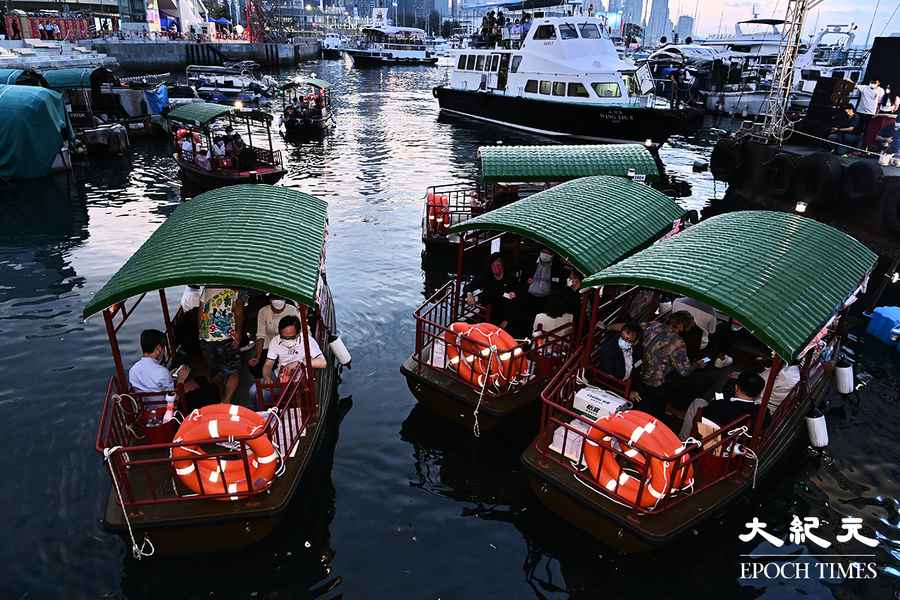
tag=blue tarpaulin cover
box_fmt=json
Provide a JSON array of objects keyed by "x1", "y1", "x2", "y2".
[
  {"x1": 0, "y1": 85, "x2": 73, "y2": 180},
  {"x1": 143, "y1": 84, "x2": 169, "y2": 114}
]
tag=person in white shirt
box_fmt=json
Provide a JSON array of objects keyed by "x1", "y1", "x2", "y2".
[
  {"x1": 129, "y1": 329, "x2": 191, "y2": 408},
  {"x1": 532, "y1": 294, "x2": 573, "y2": 339},
  {"x1": 761, "y1": 362, "x2": 802, "y2": 413},
  {"x1": 856, "y1": 79, "x2": 885, "y2": 136},
  {"x1": 250, "y1": 315, "x2": 325, "y2": 405},
  {"x1": 248, "y1": 297, "x2": 298, "y2": 377}
]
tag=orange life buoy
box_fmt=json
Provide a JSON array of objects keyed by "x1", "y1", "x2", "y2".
[
  {"x1": 582, "y1": 410, "x2": 693, "y2": 509},
  {"x1": 443, "y1": 322, "x2": 528, "y2": 392},
  {"x1": 426, "y1": 191, "x2": 450, "y2": 233},
  {"x1": 172, "y1": 404, "x2": 278, "y2": 500}
]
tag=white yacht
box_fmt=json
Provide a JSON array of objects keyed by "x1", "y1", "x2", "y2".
[
  {"x1": 344, "y1": 26, "x2": 439, "y2": 66},
  {"x1": 434, "y1": 16, "x2": 700, "y2": 143},
  {"x1": 793, "y1": 24, "x2": 866, "y2": 107},
  {"x1": 425, "y1": 35, "x2": 451, "y2": 57},
  {"x1": 185, "y1": 63, "x2": 277, "y2": 106}
]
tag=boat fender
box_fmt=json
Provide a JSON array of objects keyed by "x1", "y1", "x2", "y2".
[
  {"x1": 806, "y1": 409, "x2": 829, "y2": 448},
  {"x1": 842, "y1": 160, "x2": 883, "y2": 203},
  {"x1": 794, "y1": 152, "x2": 842, "y2": 208},
  {"x1": 709, "y1": 138, "x2": 744, "y2": 183},
  {"x1": 692, "y1": 160, "x2": 708, "y2": 172},
  {"x1": 762, "y1": 152, "x2": 797, "y2": 198},
  {"x1": 835, "y1": 359, "x2": 854, "y2": 395},
  {"x1": 432, "y1": 87, "x2": 439, "y2": 98},
  {"x1": 329, "y1": 335, "x2": 352, "y2": 368}
]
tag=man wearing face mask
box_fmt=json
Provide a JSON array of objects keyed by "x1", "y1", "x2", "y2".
[
  {"x1": 562, "y1": 269, "x2": 583, "y2": 318},
  {"x1": 855, "y1": 79, "x2": 884, "y2": 141},
  {"x1": 259, "y1": 315, "x2": 326, "y2": 382},
  {"x1": 596, "y1": 322, "x2": 643, "y2": 381},
  {"x1": 249, "y1": 296, "x2": 298, "y2": 378},
  {"x1": 127, "y1": 328, "x2": 221, "y2": 413}
]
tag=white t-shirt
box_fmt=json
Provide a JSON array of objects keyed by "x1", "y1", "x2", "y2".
[
  {"x1": 267, "y1": 332, "x2": 323, "y2": 372},
  {"x1": 857, "y1": 84, "x2": 885, "y2": 116},
  {"x1": 129, "y1": 356, "x2": 174, "y2": 406},
  {"x1": 762, "y1": 364, "x2": 801, "y2": 412},
  {"x1": 622, "y1": 345, "x2": 634, "y2": 380},
  {"x1": 256, "y1": 303, "x2": 299, "y2": 349}
]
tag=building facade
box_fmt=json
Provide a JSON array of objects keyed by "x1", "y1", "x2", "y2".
[
  {"x1": 621, "y1": 0, "x2": 641, "y2": 26},
  {"x1": 644, "y1": 0, "x2": 668, "y2": 45},
  {"x1": 675, "y1": 14, "x2": 692, "y2": 40}
]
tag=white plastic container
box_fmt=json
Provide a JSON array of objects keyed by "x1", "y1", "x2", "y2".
[{"x1": 573, "y1": 387, "x2": 630, "y2": 420}]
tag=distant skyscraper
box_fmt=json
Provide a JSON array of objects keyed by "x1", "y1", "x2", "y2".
[
  {"x1": 608, "y1": 0, "x2": 622, "y2": 12},
  {"x1": 645, "y1": 0, "x2": 669, "y2": 44},
  {"x1": 675, "y1": 15, "x2": 693, "y2": 40},
  {"x1": 621, "y1": 0, "x2": 642, "y2": 26}
]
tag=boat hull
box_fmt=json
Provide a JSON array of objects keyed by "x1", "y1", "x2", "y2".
[
  {"x1": 346, "y1": 49, "x2": 438, "y2": 67},
  {"x1": 321, "y1": 48, "x2": 343, "y2": 59},
  {"x1": 176, "y1": 155, "x2": 285, "y2": 189},
  {"x1": 434, "y1": 86, "x2": 700, "y2": 144}
]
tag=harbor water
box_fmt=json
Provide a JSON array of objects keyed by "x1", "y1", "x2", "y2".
[{"x1": 1, "y1": 59, "x2": 899, "y2": 599}]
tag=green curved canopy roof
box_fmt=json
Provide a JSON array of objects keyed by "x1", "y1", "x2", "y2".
[
  {"x1": 281, "y1": 76, "x2": 332, "y2": 90},
  {"x1": 446, "y1": 175, "x2": 685, "y2": 276},
  {"x1": 83, "y1": 185, "x2": 328, "y2": 318},
  {"x1": 168, "y1": 102, "x2": 236, "y2": 126},
  {"x1": 583, "y1": 211, "x2": 877, "y2": 360},
  {"x1": 42, "y1": 67, "x2": 112, "y2": 90},
  {"x1": 477, "y1": 143, "x2": 660, "y2": 184},
  {"x1": 0, "y1": 68, "x2": 47, "y2": 87}
]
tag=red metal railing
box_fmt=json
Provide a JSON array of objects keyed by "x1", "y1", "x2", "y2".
[
  {"x1": 535, "y1": 347, "x2": 752, "y2": 514},
  {"x1": 412, "y1": 280, "x2": 573, "y2": 396},
  {"x1": 423, "y1": 184, "x2": 481, "y2": 241},
  {"x1": 95, "y1": 362, "x2": 317, "y2": 507}
]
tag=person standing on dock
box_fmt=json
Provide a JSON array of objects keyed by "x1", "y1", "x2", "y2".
[{"x1": 855, "y1": 79, "x2": 884, "y2": 138}]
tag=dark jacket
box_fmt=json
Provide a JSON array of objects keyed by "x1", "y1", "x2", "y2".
[{"x1": 596, "y1": 334, "x2": 642, "y2": 380}]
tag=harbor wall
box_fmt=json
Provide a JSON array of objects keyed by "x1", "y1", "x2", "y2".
[{"x1": 90, "y1": 39, "x2": 320, "y2": 71}]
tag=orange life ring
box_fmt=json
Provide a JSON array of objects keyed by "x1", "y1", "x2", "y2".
[
  {"x1": 443, "y1": 322, "x2": 528, "y2": 392},
  {"x1": 582, "y1": 410, "x2": 693, "y2": 509},
  {"x1": 426, "y1": 191, "x2": 450, "y2": 233},
  {"x1": 172, "y1": 404, "x2": 278, "y2": 500}
]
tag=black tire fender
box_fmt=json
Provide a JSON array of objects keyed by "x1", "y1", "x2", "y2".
[
  {"x1": 842, "y1": 159, "x2": 884, "y2": 203},
  {"x1": 709, "y1": 138, "x2": 744, "y2": 183},
  {"x1": 794, "y1": 152, "x2": 842, "y2": 208},
  {"x1": 763, "y1": 152, "x2": 797, "y2": 198}
]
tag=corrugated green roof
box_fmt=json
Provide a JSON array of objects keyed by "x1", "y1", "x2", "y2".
[
  {"x1": 583, "y1": 211, "x2": 877, "y2": 360},
  {"x1": 446, "y1": 175, "x2": 685, "y2": 276},
  {"x1": 477, "y1": 143, "x2": 660, "y2": 183},
  {"x1": 167, "y1": 102, "x2": 236, "y2": 126},
  {"x1": 0, "y1": 69, "x2": 24, "y2": 85},
  {"x1": 83, "y1": 185, "x2": 328, "y2": 318},
  {"x1": 43, "y1": 68, "x2": 94, "y2": 90},
  {"x1": 281, "y1": 76, "x2": 332, "y2": 90}
]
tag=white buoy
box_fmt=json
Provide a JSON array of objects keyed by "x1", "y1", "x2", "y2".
[
  {"x1": 806, "y1": 409, "x2": 829, "y2": 448},
  {"x1": 835, "y1": 360, "x2": 854, "y2": 395},
  {"x1": 329, "y1": 335, "x2": 352, "y2": 368}
]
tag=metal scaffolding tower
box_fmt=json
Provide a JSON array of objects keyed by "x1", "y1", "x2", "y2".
[{"x1": 754, "y1": 0, "x2": 824, "y2": 143}]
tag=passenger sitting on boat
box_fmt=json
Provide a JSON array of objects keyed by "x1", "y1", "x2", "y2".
[
  {"x1": 465, "y1": 252, "x2": 523, "y2": 333},
  {"x1": 678, "y1": 370, "x2": 766, "y2": 438},
  {"x1": 760, "y1": 359, "x2": 801, "y2": 413},
  {"x1": 633, "y1": 311, "x2": 710, "y2": 416},
  {"x1": 672, "y1": 296, "x2": 733, "y2": 368},
  {"x1": 129, "y1": 329, "x2": 217, "y2": 412},
  {"x1": 596, "y1": 322, "x2": 643, "y2": 381},
  {"x1": 198, "y1": 287, "x2": 246, "y2": 405},
  {"x1": 251, "y1": 315, "x2": 326, "y2": 405},
  {"x1": 248, "y1": 296, "x2": 299, "y2": 378},
  {"x1": 828, "y1": 104, "x2": 861, "y2": 156},
  {"x1": 562, "y1": 269, "x2": 583, "y2": 317},
  {"x1": 532, "y1": 293, "x2": 573, "y2": 340},
  {"x1": 212, "y1": 136, "x2": 226, "y2": 159},
  {"x1": 180, "y1": 135, "x2": 195, "y2": 159}
]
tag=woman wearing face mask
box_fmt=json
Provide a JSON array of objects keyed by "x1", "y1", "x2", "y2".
[
  {"x1": 596, "y1": 322, "x2": 643, "y2": 381},
  {"x1": 248, "y1": 296, "x2": 298, "y2": 378}
]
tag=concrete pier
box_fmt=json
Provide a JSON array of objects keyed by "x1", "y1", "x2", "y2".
[{"x1": 89, "y1": 39, "x2": 320, "y2": 71}]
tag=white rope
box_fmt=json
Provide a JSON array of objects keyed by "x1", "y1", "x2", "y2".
[
  {"x1": 472, "y1": 346, "x2": 495, "y2": 439},
  {"x1": 790, "y1": 129, "x2": 881, "y2": 157},
  {"x1": 103, "y1": 446, "x2": 155, "y2": 560}
]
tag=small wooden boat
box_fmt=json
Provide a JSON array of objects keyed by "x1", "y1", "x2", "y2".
[
  {"x1": 521, "y1": 211, "x2": 877, "y2": 550},
  {"x1": 86, "y1": 184, "x2": 344, "y2": 556},
  {"x1": 168, "y1": 102, "x2": 285, "y2": 188},
  {"x1": 401, "y1": 175, "x2": 688, "y2": 434},
  {"x1": 279, "y1": 76, "x2": 333, "y2": 136},
  {"x1": 421, "y1": 143, "x2": 665, "y2": 253}
]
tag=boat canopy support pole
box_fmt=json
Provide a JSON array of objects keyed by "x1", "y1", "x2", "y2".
[
  {"x1": 580, "y1": 288, "x2": 601, "y2": 369},
  {"x1": 158, "y1": 289, "x2": 175, "y2": 357},
  {"x1": 751, "y1": 355, "x2": 783, "y2": 447},
  {"x1": 103, "y1": 308, "x2": 129, "y2": 394}
]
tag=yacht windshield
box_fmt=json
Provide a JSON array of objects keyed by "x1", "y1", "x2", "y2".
[
  {"x1": 559, "y1": 24, "x2": 578, "y2": 40},
  {"x1": 621, "y1": 72, "x2": 641, "y2": 96},
  {"x1": 579, "y1": 24, "x2": 602, "y2": 39},
  {"x1": 533, "y1": 25, "x2": 557, "y2": 40}
]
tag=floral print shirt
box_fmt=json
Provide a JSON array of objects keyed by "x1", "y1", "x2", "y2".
[{"x1": 639, "y1": 320, "x2": 692, "y2": 388}]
